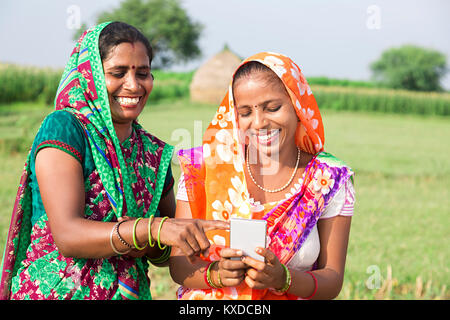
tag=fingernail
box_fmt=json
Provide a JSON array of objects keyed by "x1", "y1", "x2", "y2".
[{"x1": 236, "y1": 250, "x2": 242, "y2": 255}]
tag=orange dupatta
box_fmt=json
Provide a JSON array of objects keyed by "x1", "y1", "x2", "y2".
[{"x1": 177, "y1": 52, "x2": 325, "y2": 300}]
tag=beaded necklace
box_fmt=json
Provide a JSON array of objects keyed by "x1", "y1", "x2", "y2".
[{"x1": 246, "y1": 146, "x2": 301, "y2": 193}]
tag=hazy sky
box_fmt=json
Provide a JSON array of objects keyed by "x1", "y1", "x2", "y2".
[{"x1": 1, "y1": 0, "x2": 449, "y2": 88}]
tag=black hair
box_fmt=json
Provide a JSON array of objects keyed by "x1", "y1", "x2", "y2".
[
  {"x1": 232, "y1": 61, "x2": 283, "y2": 91},
  {"x1": 98, "y1": 21, "x2": 153, "y2": 64}
]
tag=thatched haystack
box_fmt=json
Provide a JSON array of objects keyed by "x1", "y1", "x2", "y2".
[{"x1": 190, "y1": 46, "x2": 242, "y2": 105}]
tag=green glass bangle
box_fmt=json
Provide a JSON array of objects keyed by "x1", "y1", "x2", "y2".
[
  {"x1": 206, "y1": 261, "x2": 222, "y2": 289},
  {"x1": 148, "y1": 246, "x2": 171, "y2": 265},
  {"x1": 132, "y1": 217, "x2": 148, "y2": 250},
  {"x1": 157, "y1": 216, "x2": 169, "y2": 250},
  {"x1": 275, "y1": 264, "x2": 291, "y2": 294},
  {"x1": 148, "y1": 215, "x2": 155, "y2": 247},
  {"x1": 217, "y1": 268, "x2": 225, "y2": 288},
  {"x1": 160, "y1": 246, "x2": 172, "y2": 261}
]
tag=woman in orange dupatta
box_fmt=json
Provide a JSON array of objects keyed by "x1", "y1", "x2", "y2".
[{"x1": 169, "y1": 52, "x2": 355, "y2": 300}]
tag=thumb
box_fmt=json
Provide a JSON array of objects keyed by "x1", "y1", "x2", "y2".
[{"x1": 257, "y1": 247, "x2": 278, "y2": 265}]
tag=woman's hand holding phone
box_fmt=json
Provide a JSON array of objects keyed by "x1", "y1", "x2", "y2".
[
  {"x1": 241, "y1": 247, "x2": 286, "y2": 290},
  {"x1": 215, "y1": 218, "x2": 283, "y2": 289},
  {"x1": 216, "y1": 247, "x2": 286, "y2": 290},
  {"x1": 216, "y1": 248, "x2": 247, "y2": 287}
]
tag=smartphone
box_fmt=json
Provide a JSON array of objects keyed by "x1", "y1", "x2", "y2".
[{"x1": 230, "y1": 218, "x2": 267, "y2": 261}]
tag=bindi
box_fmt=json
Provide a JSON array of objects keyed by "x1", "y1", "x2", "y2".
[{"x1": 131, "y1": 65, "x2": 135, "y2": 69}]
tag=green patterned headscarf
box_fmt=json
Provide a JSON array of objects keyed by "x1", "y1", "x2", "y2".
[
  {"x1": 55, "y1": 21, "x2": 137, "y2": 219},
  {"x1": 1, "y1": 22, "x2": 173, "y2": 300}
]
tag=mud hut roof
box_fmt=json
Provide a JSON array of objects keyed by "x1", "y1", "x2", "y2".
[{"x1": 190, "y1": 46, "x2": 242, "y2": 105}]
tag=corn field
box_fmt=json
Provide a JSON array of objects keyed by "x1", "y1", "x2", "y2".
[
  {"x1": 313, "y1": 85, "x2": 450, "y2": 116},
  {"x1": 1, "y1": 63, "x2": 449, "y2": 116},
  {"x1": 0, "y1": 64, "x2": 193, "y2": 105}
]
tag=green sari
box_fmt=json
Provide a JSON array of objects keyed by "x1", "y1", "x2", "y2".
[{"x1": 0, "y1": 22, "x2": 173, "y2": 300}]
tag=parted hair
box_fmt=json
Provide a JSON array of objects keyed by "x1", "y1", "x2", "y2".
[{"x1": 98, "y1": 21, "x2": 153, "y2": 64}]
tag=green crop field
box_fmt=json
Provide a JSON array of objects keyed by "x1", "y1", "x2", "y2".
[
  {"x1": 0, "y1": 98, "x2": 448, "y2": 299},
  {"x1": 2, "y1": 64, "x2": 449, "y2": 116}
]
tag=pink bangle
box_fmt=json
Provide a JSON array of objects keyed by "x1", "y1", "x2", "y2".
[{"x1": 302, "y1": 271, "x2": 318, "y2": 300}]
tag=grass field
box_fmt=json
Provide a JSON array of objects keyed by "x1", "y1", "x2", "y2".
[{"x1": 0, "y1": 98, "x2": 449, "y2": 299}]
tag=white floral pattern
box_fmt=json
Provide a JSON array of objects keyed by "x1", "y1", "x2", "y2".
[
  {"x1": 203, "y1": 143, "x2": 211, "y2": 158},
  {"x1": 298, "y1": 72, "x2": 312, "y2": 96},
  {"x1": 315, "y1": 136, "x2": 323, "y2": 152},
  {"x1": 262, "y1": 55, "x2": 287, "y2": 77},
  {"x1": 177, "y1": 51, "x2": 329, "y2": 301},
  {"x1": 215, "y1": 129, "x2": 234, "y2": 163},
  {"x1": 291, "y1": 67, "x2": 300, "y2": 82},
  {"x1": 212, "y1": 199, "x2": 233, "y2": 221},
  {"x1": 233, "y1": 153, "x2": 243, "y2": 172},
  {"x1": 313, "y1": 168, "x2": 335, "y2": 195},
  {"x1": 212, "y1": 235, "x2": 226, "y2": 246},
  {"x1": 295, "y1": 99, "x2": 302, "y2": 111},
  {"x1": 248, "y1": 198, "x2": 264, "y2": 213},
  {"x1": 301, "y1": 107, "x2": 319, "y2": 130},
  {"x1": 228, "y1": 176, "x2": 250, "y2": 217},
  {"x1": 211, "y1": 106, "x2": 231, "y2": 128},
  {"x1": 284, "y1": 177, "x2": 304, "y2": 199}
]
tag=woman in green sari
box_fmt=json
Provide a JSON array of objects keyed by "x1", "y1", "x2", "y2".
[{"x1": 0, "y1": 22, "x2": 227, "y2": 300}]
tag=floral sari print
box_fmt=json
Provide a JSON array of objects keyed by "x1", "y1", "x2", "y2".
[
  {"x1": 177, "y1": 52, "x2": 354, "y2": 300},
  {"x1": 0, "y1": 22, "x2": 173, "y2": 300}
]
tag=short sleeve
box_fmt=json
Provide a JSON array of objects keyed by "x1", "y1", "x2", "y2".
[
  {"x1": 320, "y1": 179, "x2": 355, "y2": 219},
  {"x1": 32, "y1": 110, "x2": 86, "y2": 164}
]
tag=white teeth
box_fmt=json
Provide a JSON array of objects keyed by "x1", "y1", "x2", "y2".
[
  {"x1": 115, "y1": 96, "x2": 140, "y2": 105},
  {"x1": 256, "y1": 130, "x2": 279, "y2": 141}
]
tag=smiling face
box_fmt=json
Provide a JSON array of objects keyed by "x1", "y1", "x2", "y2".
[
  {"x1": 233, "y1": 71, "x2": 299, "y2": 158},
  {"x1": 102, "y1": 41, "x2": 153, "y2": 126}
]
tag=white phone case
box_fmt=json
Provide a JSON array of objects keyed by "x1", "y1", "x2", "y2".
[{"x1": 230, "y1": 218, "x2": 267, "y2": 261}]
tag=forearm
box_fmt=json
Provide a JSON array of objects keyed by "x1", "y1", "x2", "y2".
[
  {"x1": 53, "y1": 218, "x2": 117, "y2": 258},
  {"x1": 287, "y1": 267, "x2": 343, "y2": 300},
  {"x1": 55, "y1": 216, "x2": 165, "y2": 259},
  {"x1": 169, "y1": 253, "x2": 211, "y2": 289}
]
